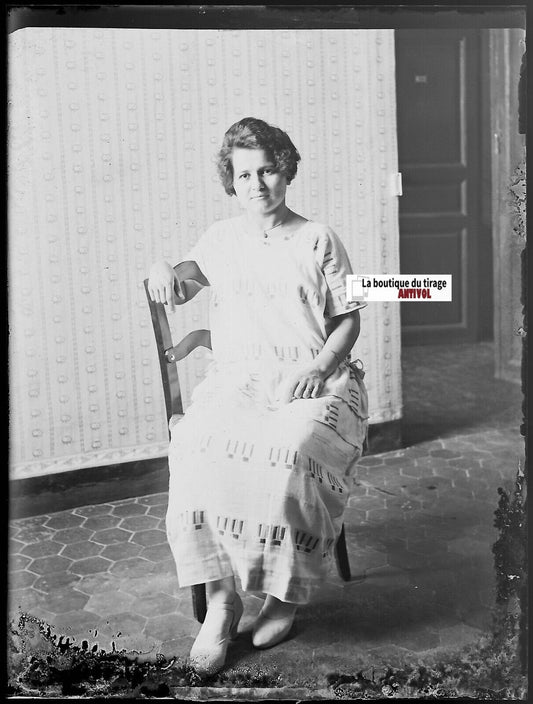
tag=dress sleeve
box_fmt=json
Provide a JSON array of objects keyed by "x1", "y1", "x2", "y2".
[
  {"x1": 319, "y1": 226, "x2": 367, "y2": 318},
  {"x1": 182, "y1": 225, "x2": 213, "y2": 283}
]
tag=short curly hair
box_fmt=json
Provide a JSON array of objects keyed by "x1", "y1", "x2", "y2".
[{"x1": 216, "y1": 117, "x2": 301, "y2": 196}]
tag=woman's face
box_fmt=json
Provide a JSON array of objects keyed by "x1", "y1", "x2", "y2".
[{"x1": 231, "y1": 148, "x2": 288, "y2": 217}]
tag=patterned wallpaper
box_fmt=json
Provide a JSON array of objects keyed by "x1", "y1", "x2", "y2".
[{"x1": 8, "y1": 28, "x2": 401, "y2": 480}]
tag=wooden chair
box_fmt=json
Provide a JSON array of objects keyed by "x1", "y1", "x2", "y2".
[{"x1": 144, "y1": 277, "x2": 352, "y2": 623}]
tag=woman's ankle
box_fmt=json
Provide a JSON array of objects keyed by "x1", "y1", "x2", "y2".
[
  {"x1": 263, "y1": 594, "x2": 297, "y2": 617},
  {"x1": 207, "y1": 576, "x2": 237, "y2": 605}
]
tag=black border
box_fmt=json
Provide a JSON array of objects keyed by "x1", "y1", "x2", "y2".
[{"x1": 6, "y1": 3, "x2": 527, "y2": 33}]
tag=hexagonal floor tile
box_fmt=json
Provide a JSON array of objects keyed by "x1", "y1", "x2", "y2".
[
  {"x1": 423, "y1": 452, "x2": 453, "y2": 467},
  {"x1": 117, "y1": 574, "x2": 178, "y2": 598},
  {"x1": 22, "y1": 604, "x2": 58, "y2": 626},
  {"x1": 49, "y1": 609, "x2": 101, "y2": 636},
  {"x1": 14, "y1": 516, "x2": 50, "y2": 530},
  {"x1": 10, "y1": 526, "x2": 56, "y2": 545},
  {"x1": 356, "y1": 456, "x2": 386, "y2": 468},
  {"x1": 346, "y1": 548, "x2": 388, "y2": 572},
  {"x1": 146, "y1": 559, "x2": 176, "y2": 579},
  {"x1": 73, "y1": 504, "x2": 113, "y2": 518},
  {"x1": 349, "y1": 483, "x2": 370, "y2": 498},
  {"x1": 144, "y1": 613, "x2": 196, "y2": 642},
  {"x1": 83, "y1": 515, "x2": 121, "y2": 532},
  {"x1": 150, "y1": 575, "x2": 182, "y2": 598},
  {"x1": 45, "y1": 513, "x2": 85, "y2": 530},
  {"x1": 365, "y1": 507, "x2": 393, "y2": 525},
  {"x1": 174, "y1": 596, "x2": 196, "y2": 621},
  {"x1": 130, "y1": 529, "x2": 167, "y2": 548},
  {"x1": 76, "y1": 573, "x2": 123, "y2": 596},
  {"x1": 111, "y1": 498, "x2": 138, "y2": 506},
  {"x1": 111, "y1": 503, "x2": 148, "y2": 518},
  {"x1": 140, "y1": 543, "x2": 173, "y2": 563},
  {"x1": 60, "y1": 541, "x2": 104, "y2": 560},
  {"x1": 69, "y1": 556, "x2": 112, "y2": 576},
  {"x1": 364, "y1": 565, "x2": 411, "y2": 590},
  {"x1": 53, "y1": 527, "x2": 95, "y2": 544},
  {"x1": 349, "y1": 496, "x2": 386, "y2": 512},
  {"x1": 100, "y1": 542, "x2": 142, "y2": 562},
  {"x1": 96, "y1": 611, "x2": 147, "y2": 636},
  {"x1": 20, "y1": 540, "x2": 64, "y2": 558},
  {"x1": 451, "y1": 458, "x2": 482, "y2": 470},
  {"x1": 9, "y1": 538, "x2": 26, "y2": 554},
  {"x1": 146, "y1": 504, "x2": 167, "y2": 518},
  {"x1": 92, "y1": 528, "x2": 133, "y2": 545},
  {"x1": 343, "y1": 506, "x2": 367, "y2": 524},
  {"x1": 383, "y1": 456, "x2": 410, "y2": 468},
  {"x1": 9, "y1": 554, "x2": 33, "y2": 572},
  {"x1": 8, "y1": 525, "x2": 21, "y2": 539},
  {"x1": 85, "y1": 590, "x2": 136, "y2": 617},
  {"x1": 33, "y1": 571, "x2": 82, "y2": 593},
  {"x1": 108, "y1": 557, "x2": 154, "y2": 579},
  {"x1": 8, "y1": 587, "x2": 46, "y2": 614},
  {"x1": 403, "y1": 444, "x2": 435, "y2": 457},
  {"x1": 387, "y1": 496, "x2": 424, "y2": 515},
  {"x1": 382, "y1": 473, "x2": 417, "y2": 490},
  {"x1": 131, "y1": 592, "x2": 180, "y2": 618},
  {"x1": 429, "y1": 449, "x2": 463, "y2": 459},
  {"x1": 10, "y1": 570, "x2": 40, "y2": 589},
  {"x1": 423, "y1": 476, "x2": 455, "y2": 492},
  {"x1": 29, "y1": 555, "x2": 73, "y2": 575},
  {"x1": 45, "y1": 589, "x2": 90, "y2": 614},
  {"x1": 119, "y1": 515, "x2": 160, "y2": 532}
]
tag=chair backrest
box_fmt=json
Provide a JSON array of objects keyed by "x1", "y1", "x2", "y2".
[{"x1": 143, "y1": 279, "x2": 211, "y2": 433}]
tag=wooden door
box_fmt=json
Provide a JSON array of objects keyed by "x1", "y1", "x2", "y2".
[{"x1": 395, "y1": 29, "x2": 484, "y2": 345}]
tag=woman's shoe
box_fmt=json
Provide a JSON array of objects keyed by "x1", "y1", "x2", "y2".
[
  {"x1": 251, "y1": 599, "x2": 296, "y2": 649},
  {"x1": 189, "y1": 593, "x2": 243, "y2": 675}
]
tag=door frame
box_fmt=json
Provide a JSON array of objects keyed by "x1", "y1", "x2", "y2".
[
  {"x1": 489, "y1": 28, "x2": 526, "y2": 384},
  {"x1": 396, "y1": 28, "x2": 485, "y2": 346}
]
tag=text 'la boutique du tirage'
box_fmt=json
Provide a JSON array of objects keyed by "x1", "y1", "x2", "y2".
[{"x1": 346, "y1": 275, "x2": 453, "y2": 302}]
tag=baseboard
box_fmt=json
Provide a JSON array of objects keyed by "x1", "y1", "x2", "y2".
[
  {"x1": 366, "y1": 419, "x2": 402, "y2": 454},
  {"x1": 9, "y1": 421, "x2": 402, "y2": 519},
  {"x1": 9, "y1": 457, "x2": 170, "y2": 520}
]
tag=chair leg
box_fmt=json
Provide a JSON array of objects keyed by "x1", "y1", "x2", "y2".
[
  {"x1": 191, "y1": 583, "x2": 207, "y2": 623},
  {"x1": 334, "y1": 524, "x2": 351, "y2": 582}
]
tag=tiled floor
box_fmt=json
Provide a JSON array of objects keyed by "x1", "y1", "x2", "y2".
[{"x1": 8, "y1": 342, "x2": 524, "y2": 687}]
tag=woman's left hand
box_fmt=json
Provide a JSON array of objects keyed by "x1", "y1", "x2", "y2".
[{"x1": 278, "y1": 365, "x2": 330, "y2": 404}]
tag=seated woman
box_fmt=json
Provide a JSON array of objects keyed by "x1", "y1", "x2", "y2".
[{"x1": 147, "y1": 117, "x2": 368, "y2": 675}]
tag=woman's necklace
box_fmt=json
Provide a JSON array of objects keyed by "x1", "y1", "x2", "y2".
[{"x1": 261, "y1": 210, "x2": 290, "y2": 244}]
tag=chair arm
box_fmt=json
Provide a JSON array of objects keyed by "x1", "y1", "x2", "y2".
[
  {"x1": 173, "y1": 261, "x2": 210, "y2": 305},
  {"x1": 165, "y1": 329, "x2": 212, "y2": 362}
]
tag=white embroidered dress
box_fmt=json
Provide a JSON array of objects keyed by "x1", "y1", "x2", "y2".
[{"x1": 166, "y1": 217, "x2": 368, "y2": 604}]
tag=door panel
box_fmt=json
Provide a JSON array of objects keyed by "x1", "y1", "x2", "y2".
[
  {"x1": 400, "y1": 229, "x2": 465, "y2": 327},
  {"x1": 398, "y1": 40, "x2": 464, "y2": 165},
  {"x1": 396, "y1": 29, "x2": 481, "y2": 344}
]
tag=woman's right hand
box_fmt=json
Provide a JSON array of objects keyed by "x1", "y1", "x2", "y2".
[{"x1": 147, "y1": 260, "x2": 185, "y2": 312}]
